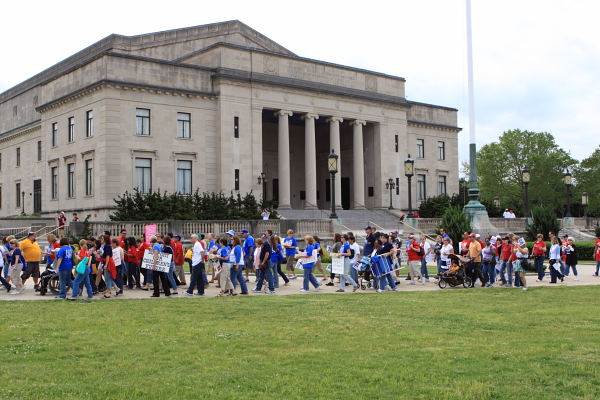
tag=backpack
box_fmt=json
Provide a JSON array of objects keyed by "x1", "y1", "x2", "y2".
[{"x1": 418, "y1": 246, "x2": 425, "y2": 257}]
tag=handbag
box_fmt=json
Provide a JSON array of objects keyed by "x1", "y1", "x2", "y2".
[{"x1": 76, "y1": 257, "x2": 89, "y2": 274}]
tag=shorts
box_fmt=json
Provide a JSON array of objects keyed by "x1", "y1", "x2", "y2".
[
  {"x1": 22, "y1": 261, "x2": 40, "y2": 279},
  {"x1": 11, "y1": 263, "x2": 24, "y2": 282},
  {"x1": 409, "y1": 260, "x2": 421, "y2": 278},
  {"x1": 286, "y1": 256, "x2": 296, "y2": 271}
]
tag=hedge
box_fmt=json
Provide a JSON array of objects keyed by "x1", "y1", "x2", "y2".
[{"x1": 525, "y1": 241, "x2": 597, "y2": 261}]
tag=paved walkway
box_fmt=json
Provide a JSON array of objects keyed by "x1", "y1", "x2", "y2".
[{"x1": 2, "y1": 263, "x2": 599, "y2": 301}]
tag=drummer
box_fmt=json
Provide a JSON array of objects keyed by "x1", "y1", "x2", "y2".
[{"x1": 376, "y1": 235, "x2": 398, "y2": 292}]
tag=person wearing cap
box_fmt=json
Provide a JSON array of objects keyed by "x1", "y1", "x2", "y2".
[
  {"x1": 503, "y1": 209, "x2": 511, "y2": 218},
  {"x1": 282, "y1": 229, "x2": 298, "y2": 280},
  {"x1": 468, "y1": 233, "x2": 486, "y2": 287},
  {"x1": 19, "y1": 231, "x2": 42, "y2": 289},
  {"x1": 57, "y1": 212, "x2": 67, "y2": 238},
  {"x1": 172, "y1": 235, "x2": 186, "y2": 286},
  {"x1": 363, "y1": 226, "x2": 376, "y2": 257},
  {"x1": 497, "y1": 236, "x2": 513, "y2": 287},
  {"x1": 406, "y1": 235, "x2": 424, "y2": 285},
  {"x1": 511, "y1": 235, "x2": 530, "y2": 290},
  {"x1": 241, "y1": 229, "x2": 255, "y2": 283},
  {"x1": 475, "y1": 234, "x2": 484, "y2": 249}
]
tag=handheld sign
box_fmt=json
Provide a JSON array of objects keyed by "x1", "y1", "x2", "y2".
[
  {"x1": 331, "y1": 256, "x2": 345, "y2": 275},
  {"x1": 518, "y1": 238, "x2": 526, "y2": 247},
  {"x1": 490, "y1": 237, "x2": 497, "y2": 245},
  {"x1": 140, "y1": 250, "x2": 172, "y2": 273},
  {"x1": 145, "y1": 225, "x2": 157, "y2": 245}
]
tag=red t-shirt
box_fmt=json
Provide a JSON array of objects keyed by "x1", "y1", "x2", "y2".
[
  {"x1": 49, "y1": 242, "x2": 61, "y2": 261},
  {"x1": 595, "y1": 239, "x2": 600, "y2": 261},
  {"x1": 510, "y1": 245, "x2": 518, "y2": 262},
  {"x1": 58, "y1": 216, "x2": 67, "y2": 228},
  {"x1": 533, "y1": 241, "x2": 546, "y2": 257},
  {"x1": 118, "y1": 236, "x2": 125, "y2": 248},
  {"x1": 173, "y1": 241, "x2": 184, "y2": 266},
  {"x1": 78, "y1": 249, "x2": 90, "y2": 259},
  {"x1": 500, "y1": 243, "x2": 512, "y2": 261},
  {"x1": 407, "y1": 241, "x2": 421, "y2": 261},
  {"x1": 561, "y1": 240, "x2": 568, "y2": 260},
  {"x1": 137, "y1": 242, "x2": 148, "y2": 264}
]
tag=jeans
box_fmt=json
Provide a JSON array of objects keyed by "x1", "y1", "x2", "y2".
[
  {"x1": 114, "y1": 265, "x2": 124, "y2": 292},
  {"x1": 186, "y1": 262, "x2": 205, "y2": 294},
  {"x1": 499, "y1": 260, "x2": 513, "y2": 285},
  {"x1": 596, "y1": 261, "x2": 600, "y2": 276},
  {"x1": 379, "y1": 273, "x2": 397, "y2": 291},
  {"x1": 420, "y1": 259, "x2": 429, "y2": 279},
  {"x1": 303, "y1": 268, "x2": 320, "y2": 291},
  {"x1": 255, "y1": 261, "x2": 275, "y2": 291},
  {"x1": 0, "y1": 267, "x2": 10, "y2": 290},
  {"x1": 276, "y1": 260, "x2": 289, "y2": 286},
  {"x1": 437, "y1": 257, "x2": 443, "y2": 274},
  {"x1": 58, "y1": 269, "x2": 73, "y2": 298},
  {"x1": 244, "y1": 257, "x2": 254, "y2": 271},
  {"x1": 482, "y1": 261, "x2": 496, "y2": 284},
  {"x1": 564, "y1": 264, "x2": 578, "y2": 276},
  {"x1": 128, "y1": 261, "x2": 141, "y2": 288},
  {"x1": 549, "y1": 262, "x2": 564, "y2": 283},
  {"x1": 230, "y1": 263, "x2": 248, "y2": 293},
  {"x1": 104, "y1": 268, "x2": 116, "y2": 289},
  {"x1": 268, "y1": 261, "x2": 277, "y2": 291},
  {"x1": 534, "y1": 257, "x2": 545, "y2": 280},
  {"x1": 340, "y1": 258, "x2": 357, "y2": 290},
  {"x1": 71, "y1": 269, "x2": 93, "y2": 298},
  {"x1": 167, "y1": 262, "x2": 178, "y2": 291}
]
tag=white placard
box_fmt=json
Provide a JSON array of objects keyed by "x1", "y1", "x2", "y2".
[
  {"x1": 331, "y1": 257, "x2": 345, "y2": 275},
  {"x1": 141, "y1": 250, "x2": 172, "y2": 273},
  {"x1": 490, "y1": 237, "x2": 497, "y2": 244},
  {"x1": 518, "y1": 238, "x2": 526, "y2": 246}
]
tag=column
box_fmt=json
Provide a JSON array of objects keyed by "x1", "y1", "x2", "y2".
[
  {"x1": 350, "y1": 120, "x2": 367, "y2": 209},
  {"x1": 327, "y1": 117, "x2": 343, "y2": 209},
  {"x1": 276, "y1": 110, "x2": 293, "y2": 209},
  {"x1": 302, "y1": 113, "x2": 319, "y2": 209}
]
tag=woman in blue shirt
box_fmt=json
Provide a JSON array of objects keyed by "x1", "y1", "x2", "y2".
[
  {"x1": 301, "y1": 235, "x2": 321, "y2": 292},
  {"x1": 150, "y1": 236, "x2": 171, "y2": 297},
  {"x1": 54, "y1": 238, "x2": 74, "y2": 299},
  {"x1": 335, "y1": 234, "x2": 359, "y2": 293},
  {"x1": 229, "y1": 235, "x2": 247, "y2": 295},
  {"x1": 273, "y1": 236, "x2": 289, "y2": 288},
  {"x1": 313, "y1": 236, "x2": 327, "y2": 281},
  {"x1": 216, "y1": 237, "x2": 235, "y2": 296},
  {"x1": 8, "y1": 239, "x2": 26, "y2": 295}
]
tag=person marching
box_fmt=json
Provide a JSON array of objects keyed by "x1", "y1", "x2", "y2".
[{"x1": 335, "y1": 234, "x2": 359, "y2": 293}]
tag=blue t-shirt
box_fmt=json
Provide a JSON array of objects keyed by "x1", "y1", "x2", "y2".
[
  {"x1": 11, "y1": 247, "x2": 25, "y2": 266},
  {"x1": 56, "y1": 246, "x2": 73, "y2": 271},
  {"x1": 341, "y1": 242, "x2": 351, "y2": 258},
  {"x1": 219, "y1": 247, "x2": 230, "y2": 259},
  {"x1": 315, "y1": 242, "x2": 321, "y2": 258},
  {"x1": 304, "y1": 245, "x2": 315, "y2": 269},
  {"x1": 284, "y1": 237, "x2": 297, "y2": 257},
  {"x1": 152, "y1": 244, "x2": 162, "y2": 253},
  {"x1": 242, "y1": 235, "x2": 254, "y2": 258}
]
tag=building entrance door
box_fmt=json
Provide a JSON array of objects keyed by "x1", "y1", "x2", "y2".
[
  {"x1": 341, "y1": 177, "x2": 350, "y2": 210},
  {"x1": 33, "y1": 179, "x2": 42, "y2": 214}
]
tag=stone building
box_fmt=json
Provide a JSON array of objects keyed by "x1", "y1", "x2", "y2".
[{"x1": 0, "y1": 20, "x2": 461, "y2": 220}]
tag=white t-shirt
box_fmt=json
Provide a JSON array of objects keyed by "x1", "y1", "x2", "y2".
[
  {"x1": 422, "y1": 241, "x2": 432, "y2": 262},
  {"x1": 350, "y1": 242, "x2": 361, "y2": 264},
  {"x1": 503, "y1": 211, "x2": 511, "y2": 218},
  {"x1": 262, "y1": 212, "x2": 270, "y2": 220},
  {"x1": 440, "y1": 244, "x2": 453, "y2": 263},
  {"x1": 191, "y1": 241, "x2": 204, "y2": 265}
]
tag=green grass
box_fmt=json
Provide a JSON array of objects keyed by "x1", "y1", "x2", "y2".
[{"x1": 2, "y1": 287, "x2": 600, "y2": 399}]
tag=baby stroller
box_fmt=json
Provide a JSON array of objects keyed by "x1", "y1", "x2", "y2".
[
  {"x1": 354, "y1": 257, "x2": 378, "y2": 290},
  {"x1": 437, "y1": 254, "x2": 473, "y2": 289}
]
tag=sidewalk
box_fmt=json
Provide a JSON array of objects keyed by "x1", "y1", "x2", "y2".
[{"x1": 2, "y1": 263, "x2": 599, "y2": 301}]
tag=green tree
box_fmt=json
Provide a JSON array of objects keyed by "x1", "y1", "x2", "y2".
[
  {"x1": 525, "y1": 205, "x2": 561, "y2": 241},
  {"x1": 437, "y1": 206, "x2": 472, "y2": 252},
  {"x1": 475, "y1": 129, "x2": 577, "y2": 216},
  {"x1": 573, "y1": 147, "x2": 600, "y2": 218}
]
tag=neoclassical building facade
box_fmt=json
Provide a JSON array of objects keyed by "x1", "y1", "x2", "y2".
[{"x1": 0, "y1": 20, "x2": 461, "y2": 219}]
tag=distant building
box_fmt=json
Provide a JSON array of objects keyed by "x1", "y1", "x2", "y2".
[{"x1": 0, "y1": 20, "x2": 461, "y2": 219}]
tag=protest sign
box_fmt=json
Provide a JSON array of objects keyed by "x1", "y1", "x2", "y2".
[
  {"x1": 331, "y1": 256, "x2": 345, "y2": 275},
  {"x1": 140, "y1": 250, "x2": 172, "y2": 273},
  {"x1": 145, "y1": 225, "x2": 157, "y2": 245}
]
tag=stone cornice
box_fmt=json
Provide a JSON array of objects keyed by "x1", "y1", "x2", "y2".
[
  {"x1": 35, "y1": 79, "x2": 218, "y2": 113},
  {"x1": 106, "y1": 52, "x2": 216, "y2": 72},
  {"x1": 407, "y1": 120, "x2": 462, "y2": 132},
  {"x1": 408, "y1": 101, "x2": 458, "y2": 112},
  {"x1": 0, "y1": 120, "x2": 41, "y2": 143},
  {"x1": 212, "y1": 68, "x2": 411, "y2": 110}
]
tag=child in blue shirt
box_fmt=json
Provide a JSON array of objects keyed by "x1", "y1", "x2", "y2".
[{"x1": 301, "y1": 235, "x2": 321, "y2": 292}]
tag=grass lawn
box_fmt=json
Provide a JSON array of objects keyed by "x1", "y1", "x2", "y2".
[{"x1": 2, "y1": 286, "x2": 600, "y2": 399}]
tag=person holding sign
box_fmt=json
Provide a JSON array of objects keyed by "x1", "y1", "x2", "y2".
[
  {"x1": 149, "y1": 236, "x2": 171, "y2": 297},
  {"x1": 511, "y1": 236, "x2": 529, "y2": 290},
  {"x1": 299, "y1": 236, "x2": 321, "y2": 293},
  {"x1": 548, "y1": 236, "x2": 565, "y2": 284},
  {"x1": 215, "y1": 237, "x2": 236, "y2": 296},
  {"x1": 230, "y1": 235, "x2": 247, "y2": 295},
  {"x1": 335, "y1": 234, "x2": 359, "y2": 293}
]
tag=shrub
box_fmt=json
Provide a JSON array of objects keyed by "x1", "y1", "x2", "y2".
[
  {"x1": 525, "y1": 205, "x2": 561, "y2": 241},
  {"x1": 438, "y1": 206, "x2": 472, "y2": 252},
  {"x1": 526, "y1": 241, "x2": 596, "y2": 261}
]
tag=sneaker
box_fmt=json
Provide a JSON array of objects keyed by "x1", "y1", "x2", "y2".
[
  {"x1": 390, "y1": 288, "x2": 398, "y2": 291},
  {"x1": 522, "y1": 287, "x2": 528, "y2": 291},
  {"x1": 251, "y1": 288, "x2": 261, "y2": 293},
  {"x1": 300, "y1": 289, "x2": 309, "y2": 292},
  {"x1": 290, "y1": 276, "x2": 297, "y2": 279},
  {"x1": 488, "y1": 284, "x2": 494, "y2": 288},
  {"x1": 9, "y1": 291, "x2": 19, "y2": 295},
  {"x1": 368, "y1": 286, "x2": 376, "y2": 290},
  {"x1": 67, "y1": 297, "x2": 77, "y2": 301},
  {"x1": 265, "y1": 290, "x2": 273, "y2": 294},
  {"x1": 425, "y1": 278, "x2": 430, "y2": 282},
  {"x1": 194, "y1": 292, "x2": 204, "y2": 296},
  {"x1": 17, "y1": 285, "x2": 26, "y2": 294},
  {"x1": 325, "y1": 282, "x2": 334, "y2": 286},
  {"x1": 313, "y1": 285, "x2": 321, "y2": 292},
  {"x1": 421, "y1": 278, "x2": 426, "y2": 285},
  {"x1": 184, "y1": 292, "x2": 193, "y2": 296},
  {"x1": 407, "y1": 281, "x2": 416, "y2": 285},
  {"x1": 54, "y1": 296, "x2": 65, "y2": 299},
  {"x1": 505, "y1": 284, "x2": 512, "y2": 288},
  {"x1": 498, "y1": 282, "x2": 506, "y2": 286},
  {"x1": 593, "y1": 273, "x2": 599, "y2": 277},
  {"x1": 574, "y1": 276, "x2": 579, "y2": 281},
  {"x1": 536, "y1": 279, "x2": 541, "y2": 282},
  {"x1": 171, "y1": 292, "x2": 178, "y2": 295},
  {"x1": 376, "y1": 289, "x2": 384, "y2": 293}
]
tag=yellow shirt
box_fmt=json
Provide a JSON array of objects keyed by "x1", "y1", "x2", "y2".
[
  {"x1": 19, "y1": 238, "x2": 42, "y2": 262},
  {"x1": 468, "y1": 241, "x2": 482, "y2": 263},
  {"x1": 185, "y1": 249, "x2": 192, "y2": 259}
]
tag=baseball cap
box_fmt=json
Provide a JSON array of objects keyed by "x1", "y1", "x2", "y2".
[
  {"x1": 364, "y1": 226, "x2": 372, "y2": 230},
  {"x1": 475, "y1": 234, "x2": 481, "y2": 239},
  {"x1": 28, "y1": 231, "x2": 35, "y2": 236},
  {"x1": 469, "y1": 233, "x2": 476, "y2": 237},
  {"x1": 390, "y1": 230, "x2": 398, "y2": 234},
  {"x1": 227, "y1": 230, "x2": 235, "y2": 236},
  {"x1": 503, "y1": 236, "x2": 510, "y2": 240},
  {"x1": 241, "y1": 229, "x2": 249, "y2": 234},
  {"x1": 563, "y1": 234, "x2": 568, "y2": 237},
  {"x1": 174, "y1": 235, "x2": 181, "y2": 240}
]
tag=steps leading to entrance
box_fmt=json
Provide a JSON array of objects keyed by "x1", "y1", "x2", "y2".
[{"x1": 277, "y1": 209, "x2": 403, "y2": 235}]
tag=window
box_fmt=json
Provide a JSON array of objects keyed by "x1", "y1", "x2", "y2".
[
  {"x1": 136, "y1": 109, "x2": 150, "y2": 135},
  {"x1": 368, "y1": 187, "x2": 374, "y2": 197},
  {"x1": 68, "y1": 117, "x2": 74, "y2": 142},
  {"x1": 0, "y1": 153, "x2": 2, "y2": 171},
  {"x1": 16, "y1": 183, "x2": 21, "y2": 208},
  {"x1": 67, "y1": 163, "x2": 75, "y2": 198},
  {"x1": 177, "y1": 112, "x2": 190, "y2": 138},
  {"x1": 85, "y1": 160, "x2": 93, "y2": 196},
  {"x1": 176, "y1": 160, "x2": 192, "y2": 195},
  {"x1": 325, "y1": 179, "x2": 331, "y2": 202},
  {"x1": 37, "y1": 141, "x2": 42, "y2": 161},
  {"x1": 16, "y1": 148, "x2": 20, "y2": 167},
  {"x1": 395, "y1": 135, "x2": 398, "y2": 152},
  {"x1": 52, "y1": 122, "x2": 58, "y2": 147},
  {"x1": 51, "y1": 167, "x2": 58, "y2": 200},
  {"x1": 234, "y1": 116, "x2": 239, "y2": 138},
  {"x1": 0, "y1": 186, "x2": 2, "y2": 209},
  {"x1": 135, "y1": 158, "x2": 152, "y2": 193},
  {"x1": 438, "y1": 176, "x2": 447, "y2": 196},
  {"x1": 438, "y1": 141, "x2": 445, "y2": 160},
  {"x1": 417, "y1": 139, "x2": 424, "y2": 158},
  {"x1": 417, "y1": 174, "x2": 426, "y2": 200},
  {"x1": 234, "y1": 168, "x2": 239, "y2": 191},
  {"x1": 396, "y1": 177, "x2": 400, "y2": 195},
  {"x1": 86, "y1": 111, "x2": 93, "y2": 137}
]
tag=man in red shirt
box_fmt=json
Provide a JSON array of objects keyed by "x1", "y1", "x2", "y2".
[
  {"x1": 498, "y1": 236, "x2": 514, "y2": 287},
  {"x1": 460, "y1": 232, "x2": 470, "y2": 255},
  {"x1": 118, "y1": 229, "x2": 127, "y2": 248},
  {"x1": 406, "y1": 235, "x2": 424, "y2": 285},
  {"x1": 594, "y1": 233, "x2": 600, "y2": 277},
  {"x1": 173, "y1": 235, "x2": 186, "y2": 286}
]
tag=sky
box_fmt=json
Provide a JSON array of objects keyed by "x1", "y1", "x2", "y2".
[{"x1": 1, "y1": 0, "x2": 599, "y2": 169}]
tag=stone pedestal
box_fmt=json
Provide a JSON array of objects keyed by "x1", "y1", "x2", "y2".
[{"x1": 464, "y1": 203, "x2": 498, "y2": 236}]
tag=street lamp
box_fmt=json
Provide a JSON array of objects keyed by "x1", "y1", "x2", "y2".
[
  {"x1": 582, "y1": 191, "x2": 589, "y2": 218},
  {"x1": 21, "y1": 191, "x2": 25, "y2": 215},
  {"x1": 494, "y1": 196, "x2": 500, "y2": 210},
  {"x1": 257, "y1": 172, "x2": 268, "y2": 201},
  {"x1": 385, "y1": 178, "x2": 396, "y2": 210},
  {"x1": 564, "y1": 169, "x2": 572, "y2": 217},
  {"x1": 522, "y1": 166, "x2": 531, "y2": 218},
  {"x1": 328, "y1": 149, "x2": 339, "y2": 219},
  {"x1": 404, "y1": 154, "x2": 414, "y2": 218}
]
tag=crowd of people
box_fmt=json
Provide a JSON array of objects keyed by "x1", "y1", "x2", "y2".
[{"x1": 1, "y1": 226, "x2": 599, "y2": 299}]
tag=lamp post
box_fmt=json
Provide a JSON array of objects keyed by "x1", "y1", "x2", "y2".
[
  {"x1": 385, "y1": 178, "x2": 396, "y2": 210},
  {"x1": 564, "y1": 169, "x2": 572, "y2": 217},
  {"x1": 404, "y1": 155, "x2": 414, "y2": 218},
  {"x1": 493, "y1": 196, "x2": 500, "y2": 210},
  {"x1": 582, "y1": 191, "x2": 589, "y2": 218},
  {"x1": 522, "y1": 166, "x2": 531, "y2": 218},
  {"x1": 21, "y1": 191, "x2": 25, "y2": 215},
  {"x1": 257, "y1": 172, "x2": 268, "y2": 202},
  {"x1": 328, "y1": 149, "x2": 339, "y2": 219}
]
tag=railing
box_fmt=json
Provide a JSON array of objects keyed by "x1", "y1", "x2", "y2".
[
  {"x1": 256, "y1": 220, "x2": 279, "y2": 234},
  {"x1": 182, "y1": 222, "x2": 214, "y2": 236},
  {"x1": 297, "y1": 220, "x2": 332, "y2": 235},
  {"x1": 0, "y1": 226, "x2": 31, "y2": 239}
]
